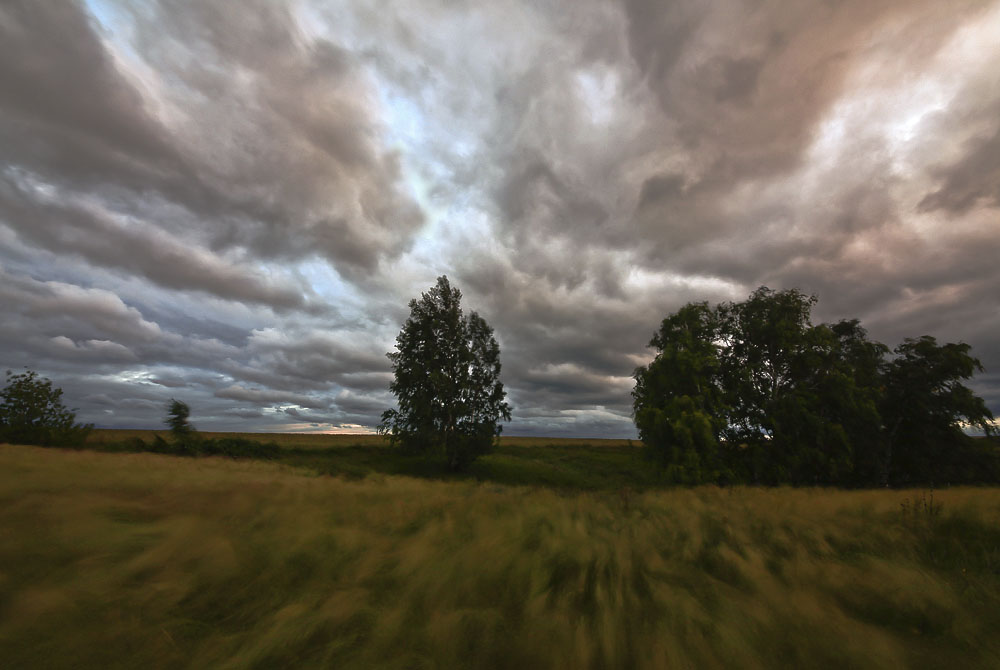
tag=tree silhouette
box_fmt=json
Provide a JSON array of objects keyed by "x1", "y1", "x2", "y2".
[
  {"x1": 0, "y1": 369, "x2": 92, "y2": 446},
  {"x1": 634, "y1": 289, "x2": 996, "y2": 485},
  {"x1": 380, "y1": 276, "x2": 511, "y2": 470}
]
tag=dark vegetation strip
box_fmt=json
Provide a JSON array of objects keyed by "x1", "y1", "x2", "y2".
[
  {"x1": 81, "y1": 428, "x2": 1000, "y2": 492},
  {"x1": 85, "y1": 428, "x2": 657, "y2": 491}
]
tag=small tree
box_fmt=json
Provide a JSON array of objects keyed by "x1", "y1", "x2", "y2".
[
  {"x1": 162, "y1": 399, "x2": 200, "y2": 454},
  {"x1": 0, "y1": 370, "x2": 92, "y2": 446},
  {"x1": 380, "y1": 276, "x2": 512, "y2": 470},
  {"x1": 165, "y1": 399, "x2": 194, "y2": 438}
]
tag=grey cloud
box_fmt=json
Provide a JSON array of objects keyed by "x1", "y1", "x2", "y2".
[
  {"x1": 0, "y1": 268, "x2": 166, "y2": 346},
  {"x1": 623, "y1": 0, "x2": 984, "y2": 181},
  {"x1": 214, "y1": 384, "x2": 330, "y2": 410},
  {"x1": 3, "y1": 0, "x2": 999, "y2": 435},
  {"x1": 1, "y1": 0, "x2": 425, "y2": 286},
  {"x1": 0, "y1": 2, "x2": 179, "y2": 171},
  {"x1": 149, "y1": 375, "x2": 191, "y2": 389},
  {"x1": 497, "y1": 156, "x2": 609, "y2": 240},
  {"x1": 41, "y1": 337, "x2": 137, "y2": 363},
  {"x1": 0, "y1": 174, "x2": 312, "y2": 311},
  {"x1": 222, "y1": 408, "x2": 266, "y2": 420},
  {"x1": 204, "y1": 327, "x2": 392, "y2": 397},
  {"x1": 919, "y1": 123, "x2": 1000, "y2": 214},
  {"x1": 283, "y1": 406, "x2": 375, "y2": 427},
  {"x1": 334, "y1": 389, "x2": 392, "y2": 414},
  {"x1": 715, "y1": 57, "x2": 764, "y2": 103},
  {"x1": 126, "y1": 0, "x2": 426, "y2": 274}
]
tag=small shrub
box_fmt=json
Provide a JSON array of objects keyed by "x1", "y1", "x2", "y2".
[
  {"x1": 125, "y1": 429, "x2": 280, "y2": 461},
  {"x1": 200, "y1": 437, "x2": 281, "y2": 460},
  {"x1": 0, "y1": 370, "x2": 92, "y2": 447}
]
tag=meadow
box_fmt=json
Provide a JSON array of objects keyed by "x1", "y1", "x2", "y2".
[
  {"x1": 2, "y1": 441, "x2": 1000, "y2": 668},
  {"x1": 86, "y1": 430, "x2": 650, "y2": 490}
]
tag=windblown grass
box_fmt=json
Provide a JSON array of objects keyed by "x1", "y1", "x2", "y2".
[{"x1": 2, "y1": 444, "x2": 999, "y2": 668}]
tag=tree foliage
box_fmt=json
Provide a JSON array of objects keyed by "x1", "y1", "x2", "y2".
[
  {"x1": 0, "y1": 370, "x2": 92, "y2": 446},
  {"x1": 881, "y1": 337, "x2": 996, "y2": 484},
  {"x1": 380, "y1": 276, "x2": 511, "y2": 470},
  {"x1": 632, "y1": 302, "x2": 728, "y2": 483},
  {"x1": 633, "y1": 288, "x2": 996, "y2": 486},
  {"x1": 165, "y1": 399, "x2": 194, "y2": 438}
]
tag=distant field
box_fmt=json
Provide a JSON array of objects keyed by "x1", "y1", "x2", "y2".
[
  {"x1": 87, "y1": 429, "x2": 635, "y2": 449},
  {"x1": 2, "y1": 444, "x2": 1000, "y2": 668},
  {"x1": 87, "y1": 428, "x2": 389, "y2": 448},
  {"x1": 86, "y1": 429, "x2": 646, "y2": 490}
]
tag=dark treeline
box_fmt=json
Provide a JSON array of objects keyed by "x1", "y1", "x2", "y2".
[{"x1": 633, "y1": 287, "x2": 998, "y2": 486}]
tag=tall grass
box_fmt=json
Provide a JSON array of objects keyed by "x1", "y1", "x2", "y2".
[{"x1": 2, "y1": 444, "x2": 999, "y2": 668}]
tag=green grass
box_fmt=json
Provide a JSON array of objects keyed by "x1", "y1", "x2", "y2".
[
  {"x1": 2, "y1": 444, "x2": 1000, "y2": 668},
  {"x1": 275, "y1": 441, "x2": 659, "y2": 490},
  {"x1": 87, "y1": 429, "x2": 648, "y2": 490}
]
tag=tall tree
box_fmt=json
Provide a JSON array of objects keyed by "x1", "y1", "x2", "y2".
[
  {"x1": 881, "y1": 336, "x2": 995, "y2": 484},
  {"x1": 714, "y1": 288, "x2": 827, "y2": 483},
  {"x1": 716, "y1": 288, "x2": 816, "y2": 443},
  {"x1": 380, "y1": 276, "x2": 511, "y2": 470},
  {"x1": 633, "y1": 302, "x2": 728, "y2": 482}
]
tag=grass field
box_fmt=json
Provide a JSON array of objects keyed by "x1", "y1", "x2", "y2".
[
  {"x1": 2, "y1": 444, "x2": 1000, "y2": 668},
  {"x1": 86, "y1": 429, "x2": 650, "y2": 490}
]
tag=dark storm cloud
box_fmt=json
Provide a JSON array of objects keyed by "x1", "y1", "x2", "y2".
[
  {"x1": 0, "y1": 2, "x2": 180, "y2": 173},
  {"x1": 0, "y1": 267, "x2": 165, "y2": 349},
  {"x1": 214, "y1": 385, "x2": 329, "y2": 410},
  {"x1": 2, "y1": 0, "x2": 998, "y2": 434},
  {"x1": 623, "y1": 0, "x2": 983, "y2": 178},
  {"x1": 920, "y1": 122, "x2": 1000, "y2": 214},
  {"x1": 0, "y1": 0, "x2": 424, "y2": 284},
  {"x1": 123, "y1": 0, "x2": 425, "y2": 274},
  {"x1": 210, "y1": 327, "x2": 391, "y2": 395},
  {"x1": 442, "y1": 0, "x2": 998, "y2": 431},
  {"x1": 0, "y1": 175, "x2": 312, "y2": 311}
]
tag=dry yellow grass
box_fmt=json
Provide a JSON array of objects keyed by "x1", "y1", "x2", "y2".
[{"x1": 1, "y1": 444, "x2": 999, "y2": 668}]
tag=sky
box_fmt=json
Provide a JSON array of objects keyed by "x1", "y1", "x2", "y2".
[{"x1": 1, "y1": 0, "x2": 999, "y2": 437}]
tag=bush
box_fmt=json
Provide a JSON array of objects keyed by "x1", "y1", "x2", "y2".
[
  {"x1": 123, "y1": 433, "x2": 280, "y2": 460},
  {"x1": 0, "y1": 370, "x2": 92, "y2": 447},
  {"x1": 200, "y1": 437, "x2": 281, "y2": 460}
]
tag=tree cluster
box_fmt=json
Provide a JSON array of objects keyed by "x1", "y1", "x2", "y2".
[{"x1": 633, "y1": 288, "x2": 997, "y2": 486}]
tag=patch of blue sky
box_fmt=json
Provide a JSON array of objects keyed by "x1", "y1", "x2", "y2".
[
  {"x1": 290, "y1": 258, "x2": 370, "y2": 320},
  {"x1": 82, "y1": 0, "x2": 117, "y2": 31},
  {"x1": 82, "y1": 0, "x2": 141, "y2": 60}
]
